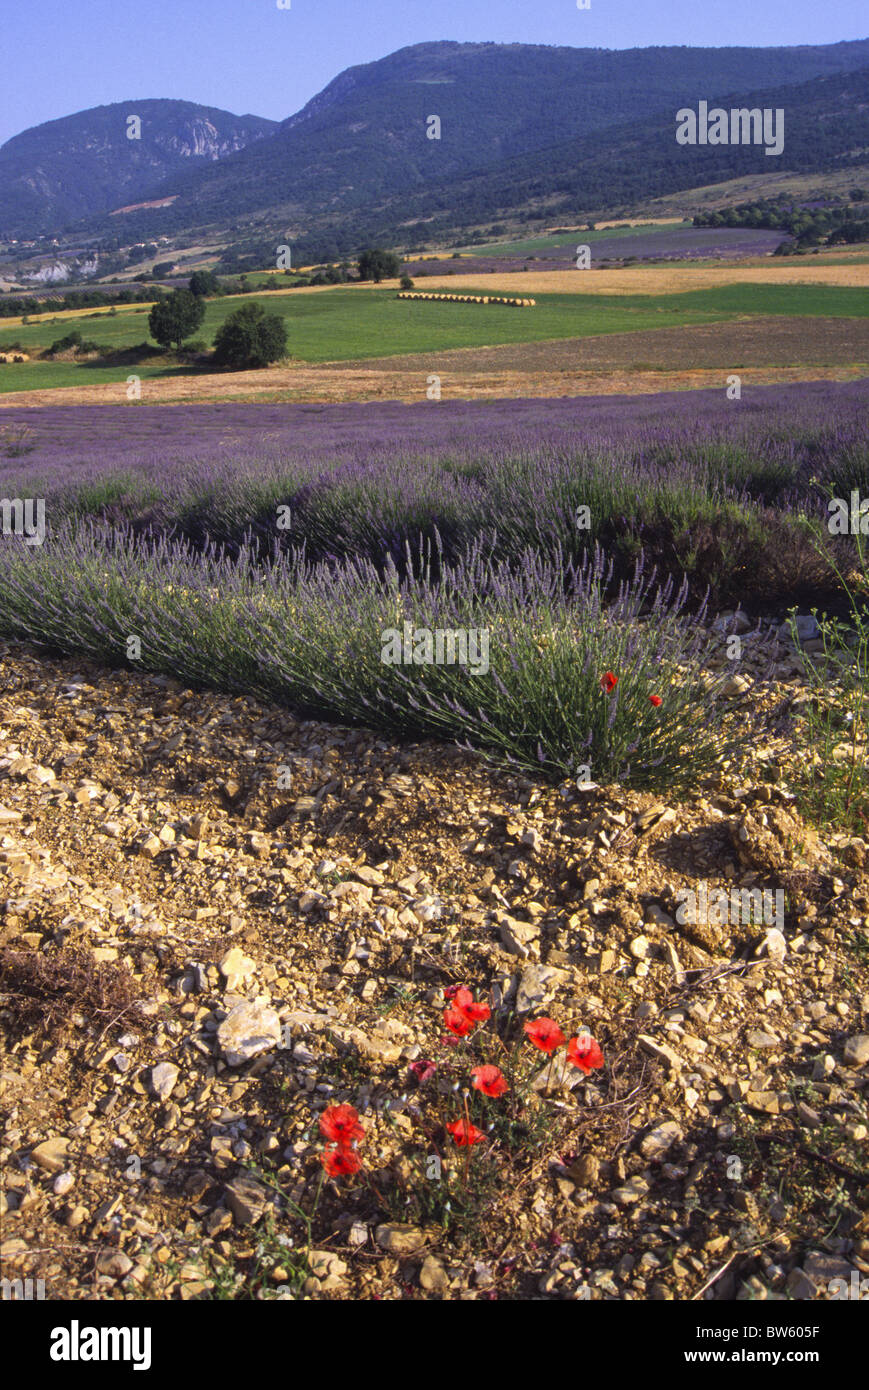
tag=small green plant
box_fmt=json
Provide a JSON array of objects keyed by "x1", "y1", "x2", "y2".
[
  {"x1": 788, "y1": 520, "x2": 868, "y2": 834},
  {"x1": 204, "y1": 1215, "x2": 310, "y2": 1300}
]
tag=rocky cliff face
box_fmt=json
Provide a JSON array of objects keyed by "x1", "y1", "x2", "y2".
[{"x1": 21, "y1": 253, "x2": 99, "y2": 283}]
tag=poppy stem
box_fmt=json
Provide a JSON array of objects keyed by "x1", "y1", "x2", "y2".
[
  {"x1": 310, "y1": 1166, "x2": 325, "y2": 1221},
  {"x1": 462, "y1": 1092, "x2": 472, "y2": 1190}
]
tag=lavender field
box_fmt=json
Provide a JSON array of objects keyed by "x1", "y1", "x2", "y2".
[
  {"x1": 1, "y1": 381, "x2": 866, "y2": 603},
  {"x1": 406, "y1": 227, "x2": 791, "y2": 275},
  {"x1": 1, "y1": 381, "x2": 866, "y2": 789}
]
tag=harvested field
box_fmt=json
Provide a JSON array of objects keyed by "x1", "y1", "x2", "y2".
[
  {"x1": 415, "y1": 264, "x2": 869, "y2": 296},
  {"x1": 548, "y1": 218, "x2": 685, "y2": 231},
  {"x1": 2, "y1": 318, "x2": 866, "y2": 408},
  {"x1": 327, "y1": 316, "x2": 869, "y2": 376}
]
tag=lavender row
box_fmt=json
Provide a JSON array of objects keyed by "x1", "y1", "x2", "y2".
[{"x1": 0, "y1": 524, "x2": 735, "y2": 790}]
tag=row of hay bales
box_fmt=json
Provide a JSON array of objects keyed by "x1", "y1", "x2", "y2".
[
  {"x1": 0, "y1": 352, "x2": 29, "y2": 363},
  {"x1": 397, "y1": 292, "x2": 535, "y2": 307}
]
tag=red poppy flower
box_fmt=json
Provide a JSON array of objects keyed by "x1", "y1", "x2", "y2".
[
  {"x1": 321, "y1": 1144, "x2": 361, "y2": 1177},
  {"x1": 446, "y1": 1118, "x2": 486, "y2": 1147},
  {"x1": 408, "y1": 1058, "x2": 437, "y2": 1084},
  {"x1": 600, "y1": 672, "x2": 619, "y2": 694},
  {"x1": 443, "y1": 1007, "x2": 474, "y2": 1036},
  {"x1": 452, "y1": 987, "x2": 491, "y2": 1023},
  {"x1": 567, "y1": 1033, "x2": 605, "y2": 1074},
  {"x1": 523, "y1": 1017, "x2": 566, "y2": 1054},
  {"x1": 649, "y1": 694, "x2": 662, "y2": 707},
  {"x1": 443, "y1": 986, "x2": 490, "y2": 1035},
  {"x1": 443, "y1": 984, "x2": 462, "y2": 1001},
  {"x1": 319, "y1": 1104, "x2": 364, "y2": 1144},
  {"x1": 471, "y1": 1064, "x2": 509, "y2": 1098}
]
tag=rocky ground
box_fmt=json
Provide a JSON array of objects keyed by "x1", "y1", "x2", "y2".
[{"x1": 0, "y1": 635, "x2": 866, "y2": 1302}]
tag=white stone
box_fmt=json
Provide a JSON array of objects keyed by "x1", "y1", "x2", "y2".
[{"x1": 217, "y1": 999, "x2": 282, "y2": 1066}]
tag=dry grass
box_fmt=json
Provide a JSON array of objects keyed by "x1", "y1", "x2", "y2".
[
  {"x1": 0, "y1": 945, "x2": 144, "y2": 1046},
  {"x1": 412, "y1": 263, "x2": 869, "y2": 295},
  {"x1": 1, "y1": 363, "x2": 864, "y2": 410},
  {"x1": 643, "y1": 162, "x2": 869, "y2": 214}
]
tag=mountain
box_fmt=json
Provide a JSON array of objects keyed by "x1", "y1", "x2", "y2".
[
  {"x1": 360, "y1": 65, "x2": 869, "y2": 250},
  {"x1": 3, "y1": 40, "x2": 869, "y2": 247},
  {"x1": 0, "y1": 100, "x2": 277, "y2": 236}
]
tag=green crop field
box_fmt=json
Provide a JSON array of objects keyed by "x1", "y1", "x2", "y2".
[
  {"x1": 0, "y1": 361, "x2": 202, "y2": 392},
  {"x1": 1, "y1": 281, "x2": 866, "y2": 393}
]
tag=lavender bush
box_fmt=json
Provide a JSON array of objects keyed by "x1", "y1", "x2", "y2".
[{"x1": 0, "y1": 522, "x2": 737, "y2": 789}]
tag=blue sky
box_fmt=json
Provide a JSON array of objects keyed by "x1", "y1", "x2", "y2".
[{"x1": 2, "y1": 0, "x2": 866, "y2": 146}]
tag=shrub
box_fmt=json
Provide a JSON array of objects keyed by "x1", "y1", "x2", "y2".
[
  {"x1": 0, "y1": 945, "x2": 143, "y2": 1045},
  {"x1": 212, "y1": 302, "x2": 287, "y2": 369},
  {"x1": 48, "y1": 330, "x2": 83, "y2": 353}
]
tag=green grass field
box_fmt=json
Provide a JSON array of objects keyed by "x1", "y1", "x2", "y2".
[{"x1": 1, "y1": 281, "x2": 867, "y2": 392}]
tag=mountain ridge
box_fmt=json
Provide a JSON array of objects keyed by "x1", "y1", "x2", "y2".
[{"x1": 2, "y1": 39, "x2": 868, "y2": 247}]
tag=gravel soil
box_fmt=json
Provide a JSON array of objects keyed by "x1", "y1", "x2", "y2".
[{"x1": 1, "y1": 638, "x2": 866, "y2": 1301}]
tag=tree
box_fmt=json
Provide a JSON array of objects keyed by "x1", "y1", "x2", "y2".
[
  {"x1": 148, "y1": 289, "x2": 206, "y2": 351},
  {"x1": 189, "y1": 269, "x2": 220, "y2": 298},
  {"x1": 357, "y1": 248, "x2": 401, "y2": 282},
  {"x1": 212, "y1": 302, "x2": 287, "y2": 369},
  {"x1": 399, "y1": 274, "x2": 415, "y2": 290}
]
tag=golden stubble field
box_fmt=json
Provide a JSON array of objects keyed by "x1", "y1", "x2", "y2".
[
  {"x1": 410, "y1": 262, "x2": 869, "y2": 296},
  {"x1": 2, "y1": 364, "x2": 865, "y2": 411}
]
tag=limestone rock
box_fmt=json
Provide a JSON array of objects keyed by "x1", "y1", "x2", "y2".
[
  {"x1": 375, "y1": 1223, "x2": 428, "y2": 1255},
  {"x1": 219, "y1": 947, "x2": 256, "y2": 991},
  {"x1": 843, "y1": 1035, "x2": 869, "y2": 1068},
  {"x1": 217, "y1": 999, "x2": 281, "y2": 1066},
  {"x1": 30, "y1": 1138, "x2": 70, "y2": 1173},
  {"x1": 640, "y1": 1120, "x2": 682, "y2": 1160},
  {"x1": 498, "y1": 914, "x2": 540, "y2": 960},
  {"x1": 149, "y1": 1062, "x2": 180, "y2": 1100}
]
